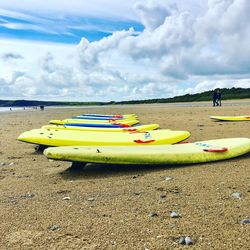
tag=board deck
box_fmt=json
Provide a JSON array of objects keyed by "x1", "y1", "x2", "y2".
[
  {"x1": 41, "y1": 123, "x2": 160, "y2": 132},
  {"x1": 17, "y1": 129, "x2": 190, "y2": 147},
  {"x1": 210, "y1": 115, "x2": 250, "y2": 121},
  {"x1": 44, "y1": 138, "x2": 250, "y2": 165},
  {"x1": 49, "y1": 118, "x2": 139, "y2": 126}
]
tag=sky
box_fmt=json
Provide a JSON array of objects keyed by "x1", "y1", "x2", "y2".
[{"x1": 0, "y1": 0, "x2": 250, "y2": 101}]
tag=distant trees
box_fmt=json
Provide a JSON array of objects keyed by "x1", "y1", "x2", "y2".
[{"x1": 0, "y1": 87, "x2": 250, "y2": 107}]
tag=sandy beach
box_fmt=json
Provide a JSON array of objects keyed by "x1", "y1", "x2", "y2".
[{"x1": 0, "y1": 101, "x2": 250, "y2": 249}]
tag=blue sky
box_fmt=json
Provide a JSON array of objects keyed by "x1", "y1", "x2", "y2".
[
  {"x1": 0, "y1": 12, "x2": 144, "y2": 43},
  {"x1": 0, "y1": 0, "x2": 250, "y2": 101}
]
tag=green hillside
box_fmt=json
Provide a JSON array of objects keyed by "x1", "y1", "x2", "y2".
[{"x1": 0, "y1": 87, "x2": 249, "y2": 107}]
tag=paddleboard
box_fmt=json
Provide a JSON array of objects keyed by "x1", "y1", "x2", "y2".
[
  {"x1": 81, "y1": 114, "x2": 137, "y2": 118},
  {"x1": 43, "y1": 138, "x2": 250, "y2": 165},
  {"x1": 17, "y1": 129, "x2": 190, "y2": 147},
  {"x1": 72, "y1": 116, "x2": 133, "y2": 120},
  {"x1": 210, "y1": 116, "x2": 250, "y2": 121},
  {"x1": 49, "y1": 118, "x2": 139, "y2": 126},
  {"x1": 41, "y1": 124, "x2": 160, "y2": 132}
]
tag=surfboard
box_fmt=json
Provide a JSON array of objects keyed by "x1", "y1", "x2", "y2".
[
  {"x1": 75, "y1": 114, "x2": 138, "y2": 120},
  {"x1": 72, "y1": 116, "x2": 133, "y2": 120},
  {"x1": 17, "y1": 129, "x2": 190, "y2": 147},
  {"x1": 41, "y1": 124, "x2": 160, "y2": 132},
  {"x1": 210, "y1": 116, "x2": 250, "y2": 121},
  {"x1": 49, "y1": 118, "x2": 139, "y2": 126},
  {"x1": 43, "y1": 138, "x2": 250, "y2": 165},
  {"x1": 81, "y1": 114, "x2": 137, "y2": 118}
]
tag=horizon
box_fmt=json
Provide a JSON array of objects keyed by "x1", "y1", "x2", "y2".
[
  {"x1": 1, "y1": 0, "x2": 250, "y2": 102},
  {"x1": 1, "y1": 86, "x2": 249, "y2": 104}
]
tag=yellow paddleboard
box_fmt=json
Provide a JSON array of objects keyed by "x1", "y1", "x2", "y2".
[
  {"x1": 49, "y1": 118, "x2": 139, "y2": 126},
  {"x1": 210, "y1": 116, "x2": 250, "y2": 121},
  {"x1": 17, "y1": 129, "x2": 190, "y2": 147},
  {"x1": 82, "y1": 113, "x2": 137, "y2": 118},
  {"x1": 41, "y1": 124, "x2": 160, "y2": 132},
  {"x1": 44, "y1": 138, "x2": 250, "y2": 165}
]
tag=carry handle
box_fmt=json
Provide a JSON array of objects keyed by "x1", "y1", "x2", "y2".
[
  {"x1": 123, "y1": 128, "x2": 138, "y2": 132},
  {"x1": 114, "y1": 123, "x2": 130, "y2": 127},
  {"x1": 134, "y1": 139, "x2": 155, "y2": 144},
  {"x1": 203, "y1": 147, "x2": 228, "y2": 153}
]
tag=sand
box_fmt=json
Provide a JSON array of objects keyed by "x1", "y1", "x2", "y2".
[{"x1": 0, "y1": 101, "x2": 250, "y2": 249}]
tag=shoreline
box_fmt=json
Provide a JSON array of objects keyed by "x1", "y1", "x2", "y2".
[{"x1": 1, "y1": 98, "x2": 250, "y2": 113}]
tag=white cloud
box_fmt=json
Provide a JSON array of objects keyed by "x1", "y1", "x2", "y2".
[{"x1": 1, "y1": 0, "x2": 250, "y2": 101}]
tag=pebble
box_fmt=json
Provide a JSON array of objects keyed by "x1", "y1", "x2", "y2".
[
  {"x1": 88, "y1": 197, "x2": 95, "y2": 201},
  {"x1": 63, "y1": 196, "x2": 70, "y2": 200},
  {"x1": 231, "y1": 192, "x2": 242, "y2": 199},
  {"x1": 50, "y1": 224, "x2": 60, "y2": 231},
  {"x1": 178, "y1": 236, "x2": 193, "y2": 245},
  {"x1": 241, "y1": 219, "x2": 250, "y2": 225},
  {"x1": 148, "y1": 212, "x2": 158, "y2": 218},
  {"x1": 170, "y1": 211, "x2": 180, "y2": 218},
  {"x1": 26, "y1": 192, "x2": 35, "y2": 198},
  {"x1": 178, "y1": 236, "x2": 185, "y2": 244},
  {"x1": 185, "y1": 236, "x2": 193, "y2": 245},
  {"x1": 165, "y1": 176, "x2": 172, "y2": 181},
  {"x1": 134, "y1": 192, "x2": 141, "y2": 196}
]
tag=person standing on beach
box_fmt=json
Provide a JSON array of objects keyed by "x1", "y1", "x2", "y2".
[
  {"x1": 217, "y1": 89, "x2": 222, "y2": 106},
  {"x1": 212, "y1": 89, "x2": 218, "y2": 106}
]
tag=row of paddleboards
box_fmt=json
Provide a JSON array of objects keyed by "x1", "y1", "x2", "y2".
[{"x1": 17, "y1": 113, "x2": 250, "y2": 166}]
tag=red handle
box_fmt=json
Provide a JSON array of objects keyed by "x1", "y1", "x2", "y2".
[
  {"x1": 123, "y1": 128, "x2": 138, "y2": 132},
  {"x1": 134, "y1": 139, "x2": 155, "y2": 144},
  {"x1": 108, "y1": 118, "x2": 117, "y2": 122},
  {"x1": 114, "y1": 115, "x2": 122, "y2": 118},
  {"x1": 203, "y1": 147, "x2": 228, "y2": 153},
  {"x1": 114, "y1": 123, "x2": 130, "y2": 127}
]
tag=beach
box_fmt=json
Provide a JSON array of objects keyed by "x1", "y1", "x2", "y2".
[{"x1": 0, "y1": 101, "x2": 250, "y2": 249}]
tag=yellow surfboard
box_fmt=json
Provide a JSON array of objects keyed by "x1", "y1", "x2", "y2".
[
  {"x1": 82, "y1": 113, "x2": 137, "y2": 118},
  {"x1": 210, "y1": 116, "x2": 250, "y2": 121},
  {"x1": 44, "y1": 138, "x2": 250, "y2": 165},
  {"x1": 41, "y1": 124, "x2": 160, "y2": 132},
  {"x1": 17, "y1": 129, "x2": 190, "y2": 147},
  {"x1": 49, "y1": 118, "x2": 139, "y2": 126}
]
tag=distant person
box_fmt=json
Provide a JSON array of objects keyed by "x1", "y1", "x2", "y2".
[
  {"x1": 217, "y1": 89, "x2": 222, "y2": 106},
  {"x1": 10, "y1": 107, "x2": 12, "y2": 111},
  {"x1": 212, "y1": 89, "x2": 218, "y2": 106},
  {"x1": 40, "y1": 105, "x2": 44, "y2": 111}
]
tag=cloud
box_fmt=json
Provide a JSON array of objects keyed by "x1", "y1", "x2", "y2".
[
  {"x1": 1, "y1": 0, "x2": 250, "y2": 102},
  {"x1": 1, "y1": 52, "x2": 23, "y2": 61}
]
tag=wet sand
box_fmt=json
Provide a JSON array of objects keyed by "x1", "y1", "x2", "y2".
[{"x1": 0, "y1": 101, "x2": 250, "y2": 249}]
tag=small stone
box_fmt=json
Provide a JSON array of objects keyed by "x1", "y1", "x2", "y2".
[
  {"x1": 9, "y1": 162, "x2": 14, "y2": 166},
  {"x1": 160, "y1": 194, "x2": 167, "y2": 198},
  {"x1": 134, "y1": 192, "x2": 141, "y2": 196},
  {"x1": 26, "y1": 192, "x2": 35, "y2": 198},
  {"x1": 0, "y1": 162, "x2": 7, "y2": 166},
  {"x1": 165, "y1": 176, "x2": 172, "y2": 181},
  {"x1": 88, "y1": 197, "x2": 95, "y2": 201},
  {"x1": 149, "y1": 212, "x2": 158, "y2": 218},
  {"x1": 241, "y1": 219, "x2": 250, "y2": 225},
  {"x1": 231, "y1": 192, "x2": 242, "y2": 199},
  {"x1": 63, "y1": 196, "x2": 70, "y2": 200},
  {"x1": 185, "y1": 236, "x2": 193, "y2": 245},
  {"x1": 178, "y1": 236, "x2": 185, "y2": 244},
  {"x1": 170, "y1": 211, "x2": 180, "y2": 218},
  {"x1": 50, "y1": 224, "x2": 60, "y2": 231}
]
